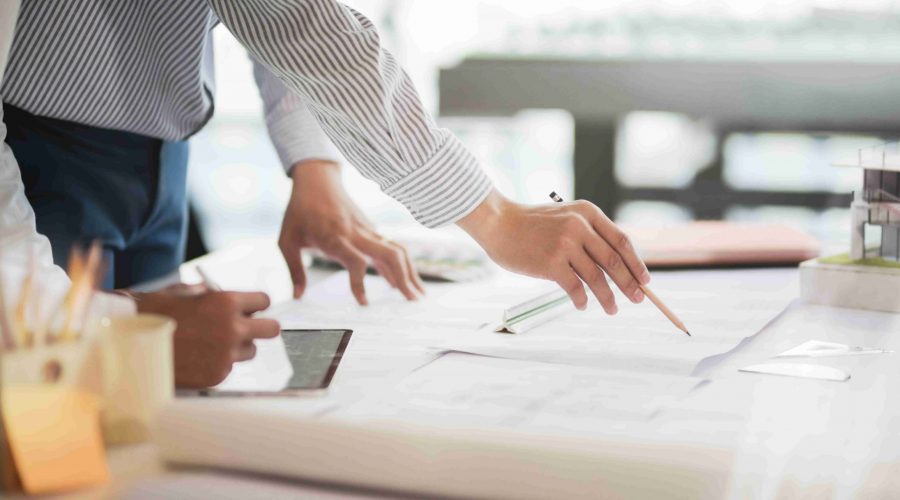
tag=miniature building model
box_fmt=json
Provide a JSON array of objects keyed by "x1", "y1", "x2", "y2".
[
  {"x1": 799, "y1": 142, "x2": 900, "y2": 314},
  {"x1": 849, "y1": 142, "x2": 900, "y2": 261}
]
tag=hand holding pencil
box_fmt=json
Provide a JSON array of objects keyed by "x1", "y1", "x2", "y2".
[
  {"x1": 550, "y1": 192, "x2": 690, "y2": 336},
  {"x1": 456, "y1": 188, "x2": 690, "y2": 336},
  {"x1": 458, "y1": 189, "x2": 652, "y2": 315}
]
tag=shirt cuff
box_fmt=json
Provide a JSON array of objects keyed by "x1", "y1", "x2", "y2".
[
  {"x1": 384, "y1": 133, "x2": 494, "y2": 228},
  {"x1": 266, "y1": 106, "x2": 343, "y2": 175},
  {"x1": 88, "y1": 291, "x2": 138, "y2": 320}
]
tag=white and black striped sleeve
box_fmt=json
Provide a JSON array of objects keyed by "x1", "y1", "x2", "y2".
[
  {"x1": 207, "y1": 0, "x2": 493, "y2": 228},
  {"x1": 251, "y1": 56, "x2": 343, "y2": 174}
]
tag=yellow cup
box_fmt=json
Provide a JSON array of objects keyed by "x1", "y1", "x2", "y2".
[{"x1": 97, "y1": 314, "x2": 175, "y2": 445}]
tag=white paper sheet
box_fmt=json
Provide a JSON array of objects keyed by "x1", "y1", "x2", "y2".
[
  {"x1": 268, "y1": 267, "x2": 558, "y2": 332},
  {"x1": 339, "y1": 352, "x2": 705, "y2": 430},
  {"x1": 438, "y1": 268, "x2": 797, "y2": 375},
  {"x1": 263, "y1": 268, "x2": 796, "y2": 391},
  {"x1": 255, "y1": 270, "x2": 557, "y2": 406}
]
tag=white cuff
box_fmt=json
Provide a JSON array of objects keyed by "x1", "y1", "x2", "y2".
[
  {"x1": 266, "y1": 104, "x2": 343, "y2": 174},
  {"x1": 88, "y1": 291, "x2": 137, "y2": 320},
  {"x1": 384, "y1": 133, "x2": 494, "y2": 228}
]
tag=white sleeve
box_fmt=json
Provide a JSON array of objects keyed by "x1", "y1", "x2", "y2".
[
  {"x1": 0, "y1": 105, "x2": 69, "y2": 290},
  {"x1": 251, "y1": 57, "x2": 343, "y2": 174},
  {"x1": 0, "y1": 1, "x2": 133, "y2": 333},
  {"x1": 0, "y1": 104, "x2": 135, "y2": 323}
]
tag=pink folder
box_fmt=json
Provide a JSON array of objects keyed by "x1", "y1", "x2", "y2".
[{"x1": 625, "y1": 221, "x2": 820, "y2": 267}]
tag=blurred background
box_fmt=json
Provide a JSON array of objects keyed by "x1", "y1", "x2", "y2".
[{"x1": 187, "y1": 0, "x2": 900, "y2": 258}]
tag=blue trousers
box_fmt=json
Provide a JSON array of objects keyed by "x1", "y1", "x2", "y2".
[{"x1": 4, "y1": 104, "x2": 189, "y2": 289}]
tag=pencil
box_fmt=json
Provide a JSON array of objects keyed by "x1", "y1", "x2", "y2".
[
  {"x1": 14, "y1": 250, "x2": 37, "y2": 348},
  {"x1": 637, "y1": 284, "x2": 690, "y2": 336},
  {"x1": 60, "y1": 241, "x2": 103, "y2": 341},
  {"x1": 548, "y1": 191, "x2": 691, "y2": 336},
  {"x1": 196, "y1": 265, "x2": 222, "y2": 291}
]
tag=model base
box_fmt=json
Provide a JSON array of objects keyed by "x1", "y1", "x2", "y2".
[{"x1": 800, "y1": 257, "x2": 900, "y2": 313}]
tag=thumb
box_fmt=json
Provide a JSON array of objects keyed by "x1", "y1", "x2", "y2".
[{"x1": 279, "y1": 238, "x2": 308, "y2": 299}]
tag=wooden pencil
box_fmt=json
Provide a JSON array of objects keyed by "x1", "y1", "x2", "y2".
[
  {"x1": 60, "y1": 241, "x2": 102, "y2": 341},
  {"x1": 638, "y1": 284, "x2": 690, "y2": 336},
  {"x1": 14, "y1": 251, "x2": 36, "y2": 348}
]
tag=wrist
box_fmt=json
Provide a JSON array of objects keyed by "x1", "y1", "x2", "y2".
[
  {"x1": 133, "y1": 290, "x2": 179, "y2": 315},
  {"x1": 290, "y1": 160, "x2": 342, "y2": 202},
  {"x1": 456, "y1": 189, "x2": 514, "y2": 245},
  {"x1": 289, "y1": 159, "x2": 340, "y2": 183}
]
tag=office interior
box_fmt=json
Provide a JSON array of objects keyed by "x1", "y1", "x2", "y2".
[
  {"x1": 189, "y1": 0, "x2": 889, "y2": 255},
  {"x1": 6, "y1": 1, "x2": 900, "y2": 499}
]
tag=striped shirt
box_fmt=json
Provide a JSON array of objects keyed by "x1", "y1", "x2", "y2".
[
  {"x1": 0, "y1": 0, "x2": 136, "y2": 322},
  {"x1": 1, "y1": 0, "x2": 493, "y2": 228},
  {"x1": 3, "y1": 0, "x2": 339, "y2": 172}
]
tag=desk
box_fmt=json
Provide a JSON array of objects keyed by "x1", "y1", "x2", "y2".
[{"x1": 50, "y1": 239, "x2": 900, "y2": 499}]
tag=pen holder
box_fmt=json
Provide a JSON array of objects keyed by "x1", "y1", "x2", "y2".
[
  {"x1": 97, "y1": 314, "x2": 175, "y2": 445},
  {"x1": 0, "y1": 335, "x2": 103, "y2": 392},
  {"x1": 0, "y1": 337, "x2": 108, "y2": 494}
]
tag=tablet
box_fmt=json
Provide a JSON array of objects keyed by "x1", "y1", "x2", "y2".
[{"x1": 189, "y1": 329, "x2": 352, "y2": 397}]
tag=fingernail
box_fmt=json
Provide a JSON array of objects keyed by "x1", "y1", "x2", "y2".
[
  {"x1": 608, "y1": 304, "x2": 619, "y2": 315},
  {"x1": 641, "y1": 271, "x2": 651, "y2": 285},
  {"x1": 633, "y1": 290, "x2": 644, "y2": 302}
]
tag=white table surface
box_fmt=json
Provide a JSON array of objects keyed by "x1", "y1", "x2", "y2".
[{"x1": 42, "y1": 239, "x2": 900, "y2": 499}]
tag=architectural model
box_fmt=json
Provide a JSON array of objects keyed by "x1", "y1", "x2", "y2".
[
  {"x1": 800, "y1": 142, "x2": 900, "y2": 312},
  {"x1": 849, "y1": 143, "x2": 900, "y2": 261}
]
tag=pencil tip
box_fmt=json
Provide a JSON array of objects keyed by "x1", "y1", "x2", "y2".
[{"x1": 685, "y1": 331, "x2": 691, "y2": 336}]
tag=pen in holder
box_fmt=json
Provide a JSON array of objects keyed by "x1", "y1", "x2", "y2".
[{"x1": 97, "y1": 314, "x2": 175, "y2": 445}]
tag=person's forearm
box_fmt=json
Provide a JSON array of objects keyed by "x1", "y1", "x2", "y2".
[
  {"x1": 209, "y1": 0, "x2": 493, "y2": 228},
  {"x1": 210, "y1": 0, "x2": 650, "y2": 315}
]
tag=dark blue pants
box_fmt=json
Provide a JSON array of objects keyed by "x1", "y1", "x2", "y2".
[{"x1": 3, "y1": 104, "x2": 189, "y2": 289}]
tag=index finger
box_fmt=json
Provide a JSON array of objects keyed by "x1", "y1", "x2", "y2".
[
  {"x1": 229, "y1": 291, "x2": 272, "y2": 314},
  {"x1": 585, "y1": 206, "x2": 650, "y2": 285},
  {"x1": 278, "y1": 235, "x2": 308, "y2": 299},
  {"x1": 242, "y1": 317, "x2": 281, "y2": 340},
  {"x1": 330, "y1": 237, "x2": 370, "y2": 306},
  {"x1": 354, "y1": 234, "x2": 418, "y2": 301}
]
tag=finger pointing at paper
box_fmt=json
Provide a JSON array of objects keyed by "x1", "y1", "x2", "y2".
[
  {"x1": 278, "y1": 160, "x2": 425, "y2": 305},
  {"x1": 457, "y1": 189, "x2": 650, "y2": 314}
]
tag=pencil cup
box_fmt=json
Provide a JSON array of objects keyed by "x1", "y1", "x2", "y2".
[
  {"x1": 97, "y1": 314, "x2": 174, "y2": 445},
  {"x1": 0, "y1": 338, "x2": 108, "y2": 493},
  {"x1": 0, "y1": 337, "x2": 103, "y2": 393}
]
